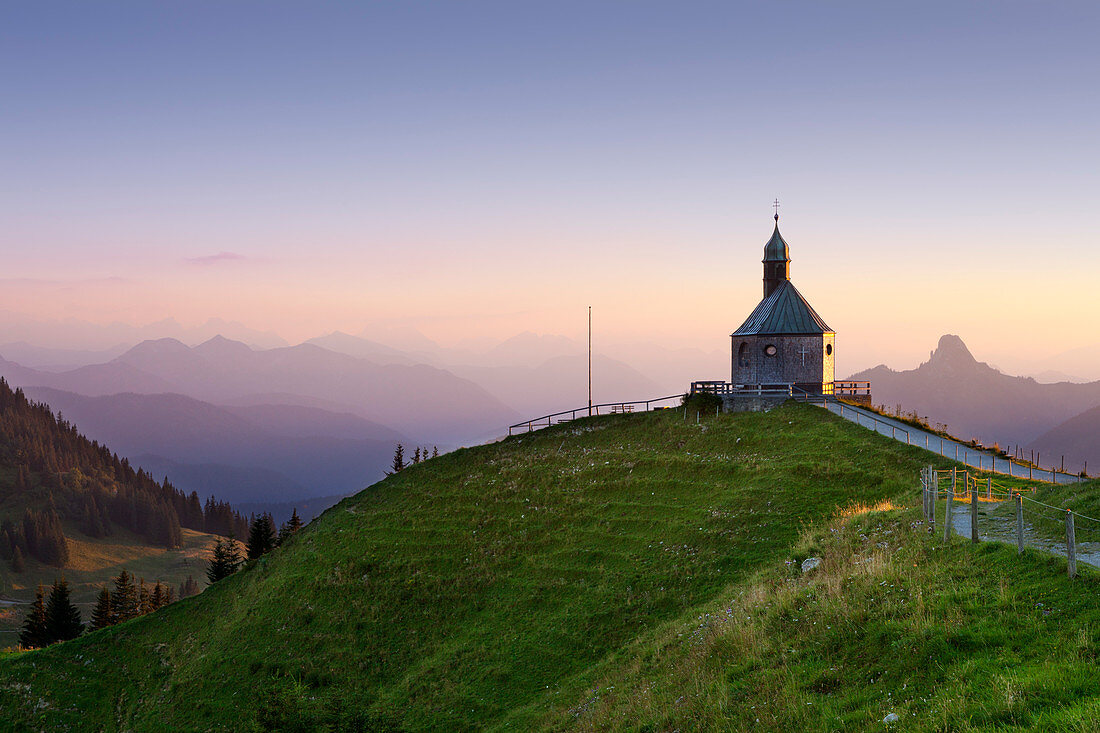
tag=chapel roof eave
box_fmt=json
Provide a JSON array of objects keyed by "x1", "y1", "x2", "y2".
[{"x1": 731, "y1": 280, "x2": 833, "y2": 336}]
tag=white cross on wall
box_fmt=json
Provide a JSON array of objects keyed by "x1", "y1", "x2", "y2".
[{"x1": 799, "y1": 345, "x2": 810, "y2": 365}]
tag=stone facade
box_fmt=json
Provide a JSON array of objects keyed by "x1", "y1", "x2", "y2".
[
  {"x1": 720, "y1": 392, "x2": 790, "y2": 413},
  {"x1": 731, "y1": 333, "x2": 835, "y2": 392}
]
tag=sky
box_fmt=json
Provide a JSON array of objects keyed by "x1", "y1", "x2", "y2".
[{"x1": 2, "y1": 1, "x2": 1099, "y2": 376}]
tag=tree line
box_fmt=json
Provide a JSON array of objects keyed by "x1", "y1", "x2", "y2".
[
  {"x1": 388, "y1": 443, "x2": 439, "y2": 475},
  {"x1": 18, "y1": 510, "x2": 304, "y2": 650}
]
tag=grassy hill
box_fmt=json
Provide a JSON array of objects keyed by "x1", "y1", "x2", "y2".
[{"x1": 1, "y1": 403, "x2": 1097, "y2": 730}]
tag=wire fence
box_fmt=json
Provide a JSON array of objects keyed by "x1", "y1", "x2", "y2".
[
  {"x1": 507, "y1": 394, "x2": 686, "y2": 435},
  {"x1": 920, "y1": 465, "x2": 1098, "y2": 577},
  {"x1": 829, "y1": 401, "x2": 1084, "y2": 485}
]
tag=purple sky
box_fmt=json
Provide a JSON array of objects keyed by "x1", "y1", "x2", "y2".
[{"x1": 2, "y1": 2, "x2": 1099, "y2": 374}]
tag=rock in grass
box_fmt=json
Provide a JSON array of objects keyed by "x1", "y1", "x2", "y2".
[{"x1": 800, "y1": 557, "x2": 822, "y2": 573}]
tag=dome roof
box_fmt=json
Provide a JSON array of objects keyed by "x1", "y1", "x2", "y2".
[{"x1": 763, "y1": 218, "x2": 789, "y2": 262}]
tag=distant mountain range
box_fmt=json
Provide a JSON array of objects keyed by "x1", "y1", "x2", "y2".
[
  {"x1": 1031, "y1": 407, "x2": 1100, "y2": 476},
  {"x1": 848, "y1": 335, "x2": 1100, "y2": 468},
  {"x1": 18, "y1": 387, "x2": 405, "y2": 505},
  {"x1": 0, "y1": 336, "x2": 518, "y2": 444},
  {"x1": 0, "y1": 328, "x2": 721, "y2": 510}
]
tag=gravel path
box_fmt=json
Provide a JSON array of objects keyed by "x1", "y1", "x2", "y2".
[{"x1": 820, "y1": 399, "x2": 1082, "y2": 485}]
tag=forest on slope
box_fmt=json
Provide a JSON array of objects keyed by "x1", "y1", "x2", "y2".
[{"x1": 0, "y1": 377, "x2": 247, "y2": 633}]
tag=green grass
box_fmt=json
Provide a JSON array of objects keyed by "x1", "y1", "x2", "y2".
[
  {"x1": 569, "y1": 506, "x2": 1100, "y2": 731},
  {"x1": 0, "y1": 403, "x2": 1097, "y2": 730},
  {"x1": 987, "y1": 478, "x2": 1100, "y2": 547}
]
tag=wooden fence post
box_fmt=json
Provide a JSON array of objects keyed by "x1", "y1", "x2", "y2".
[
  {"x1": 930, "y1": 470, "x2": 937, "y2": 534},
  {"x1": 944, "y1": 475, "x2": 954, "y2": 542},
  {"x1": 1066, "y1": 511, "x2": 1077, "y2": 579},
  {"x1": 1015, "y1": 493, "x2": 1024, "y2": 554},
  {"x1": 921, "y1": 467, "x2": 927, "y2": 520},
  {"x1": 922, "y1": 468, "x2": 928, "y2": 521},
  {"x1": 987, "y1": 477, "x2": 992, "y2": 500},
  {"x1": 971, "y1": 482, "x2": 979, "y2": 543}
]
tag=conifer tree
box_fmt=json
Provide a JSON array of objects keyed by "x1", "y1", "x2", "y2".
[
  {"x1": 19, "y1": 585, "x2": 48, "y2": 649},
  {"x1": 112, "y1": 569, "x2": 139, "y2": 622},
  {"x1": 178, "y1": 574, "x2": 200, "y2": 598},
  {"x1": 151, "y1": 581, "x2": 164, "y2": 610},
  {"x1": 412, "y1": 446, "x2": 421, "y2": 464},
  {"x1": 206, "y1": 537, "x2": 243, "y2": 583},
  {"x1": 388, "y1": 443, "x2": 405, "y2": 474},
  {"x1": 277, "y1": 508, "x2": 303, "y2": 546},
  {"x1": 432, "y1": 446, "x2": 439, "y2": 458},
  {"x1": 163, "y1": 586, "x2": 175, "y2": 605},
  {"x1": 246, "y1": 514, "x2": 276, "y2": 559},
  {"x1": 90, "y1": 586, "x2": 113, "y2": 630},
  {"x1": 138, "y1": 578, "x2": 151, "y2": 615},
  {"x1": 10, "y1": 545, "x2": 24, "y2": 573},
  {"x1": 45, "y1": 577, "x2": 83, "y2": 642}
]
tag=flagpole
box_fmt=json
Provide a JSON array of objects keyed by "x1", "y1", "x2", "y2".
[{"x1": 588, "y1": 306, "x2": 592, "y2": 417}]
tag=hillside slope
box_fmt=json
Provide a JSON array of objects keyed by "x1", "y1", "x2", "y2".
[{"x1": 0, "y1": 403, "x2": 934, "y2": 730}]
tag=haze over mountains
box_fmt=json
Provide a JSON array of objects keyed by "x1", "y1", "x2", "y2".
[
  {"x1": 0, "y1": 328, "x2": 719, "y2": 513},
  {"x1": 848, "y1": 335, "x2": 1100, "y2": 473},
  {"x1": 18, "y1": 388, "x2": 404, "y2": 506},
  {"x1": 0, "y1": 337, "x2": 517, "y2": 444}
]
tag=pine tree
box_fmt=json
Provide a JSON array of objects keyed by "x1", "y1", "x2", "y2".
[
  {"x1": 388, "y1": 443, "x2": 405, "y2": 474},
  {"x1": 19, "y1": 585, "x2": 48, "y2": 649},
  {"x1": 412, "y1": 446, "x2": 421, "y2": 464},
  {"x1": 246, "y1": 514, "x2": 276, "y2": 559},
  {"x1": 163, "y1": 586, "x2": 175, "y2": 605},
  {"x1": 432, "y1": 446, "x2": 439, "y2": 458},
  {"x1": 277, "y1": 508, "x2": 303, "y2": 546},
  {"x1": 112, "y1": 569, "x2": 139, "y2": 623},
  {"x1": 151, "y1": 581, "x2": 164, "y2": 610},
  {"x1": 45, "y1": 577, "x2": 83, "y2": 642},
  {"x1": 206, "y1": 537, "x2": 243, "y2": 583},
  {"x1": 138, "y1": 578, "x2": 151, "y2": 615},
  {"x1": 90, "y1": 586, "x2": 113, "y2": 630},
  {"x1": 10, "y1": 545, "x2": 25, "y2": 573},
  {"x1": 178, "y1": 574, "x2": 200, "y2": 598}
]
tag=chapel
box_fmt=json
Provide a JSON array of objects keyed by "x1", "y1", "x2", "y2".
[{"x1": 730, "y1": 213, "x2": 835, "y2": 394}]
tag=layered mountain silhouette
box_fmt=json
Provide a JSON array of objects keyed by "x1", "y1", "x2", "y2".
[
  {"x1": 307, "y1": 330, "x2": 691, "y2": 418},
  {"x1": 0, "y1": 337, "x2": 519, "y2": 443},
  {"x1": 848, "y1": 335, "x2": 1100, "y2": 451},
  {"x1": 18, "y1": 387, "x2": 407, "y2": 504},
  {"x1": 1031, "y1": 407, "x2": 1100, "y2": 475}
]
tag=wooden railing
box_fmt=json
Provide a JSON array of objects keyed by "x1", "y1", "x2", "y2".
[
  {"x1": 507, "y1": 394, "x2": 686, "y2": 435},
  {"x1": 690, "y1": 381, "x2": 867, "y2": 398}
]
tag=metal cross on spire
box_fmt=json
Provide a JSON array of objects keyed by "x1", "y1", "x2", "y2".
[{"x1": 772, "y1": 198, "x2": 780, "y2": 221}]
